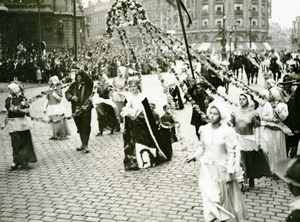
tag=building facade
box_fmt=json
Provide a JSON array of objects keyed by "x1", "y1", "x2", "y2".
[
  {"x1": 292, "y1": 16, "x2": 300, "y2": 51},
  {"x1": 0, "y1": 0, "x2": 84, "y2": 60},
  {"x1": 84, "y1": 0, "x2": 271, "y2": 51}
]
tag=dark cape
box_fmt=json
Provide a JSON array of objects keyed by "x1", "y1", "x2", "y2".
[{"x1": 123, "y1": 97, "x2": 169, "y2": 170}]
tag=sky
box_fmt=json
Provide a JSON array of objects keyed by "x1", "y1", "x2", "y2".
[
  {"x1": 271, "y1": 0, "x2": 300, "y2": 27},
  {"x1": 82, "y1": 0, "x2": 300, "y2": 28}
]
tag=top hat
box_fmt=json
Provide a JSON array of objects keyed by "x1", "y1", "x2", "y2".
[{"x1": 274, "y1": 157, "x2": 300, "y2": 187}]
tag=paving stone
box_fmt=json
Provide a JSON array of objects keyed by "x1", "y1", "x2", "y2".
[{"x1": 0, "y1": 76, "x2": 294, "y2": 222}]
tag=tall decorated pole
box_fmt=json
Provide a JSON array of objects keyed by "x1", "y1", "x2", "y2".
[{"x1": 175, "y1": 0, "x2": 195, "y2": 79}]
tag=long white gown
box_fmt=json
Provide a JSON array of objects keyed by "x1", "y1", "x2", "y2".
[{"x1": 196, "y1": 123, "x2": 248, "y2": 222}]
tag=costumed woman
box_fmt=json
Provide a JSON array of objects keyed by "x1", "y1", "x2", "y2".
[
  {"x1": 187, "y1": 102, "x2": 248, "y2": 222},
  {"x1": 112, "y1": 66, "x2": 128, "y2": 121},
  {"x1": 121, "y1": 78, "x2": 169, "y2": 170},
  {"x1": 231, "y1": 93, "x2": 271, "y2": 190},
  {"x1": 94, "y1": 74, "x2": 120, "y2": 135},
  {"x1": 4, "y1": 82, "x2": 37, "y2": 170},
  {"x1": 260, "y1": 86, "x2": 291, "y2": 178},
  {"x1": 43, "y1": 75, "x2": 69, "y2": 140}
]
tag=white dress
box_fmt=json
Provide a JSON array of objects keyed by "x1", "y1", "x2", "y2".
[{"x1": 196, "y1": 123, "x2": 248, "y2": 222}]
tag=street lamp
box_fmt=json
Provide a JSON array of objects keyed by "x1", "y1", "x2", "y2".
[
  {"x1": 249, "y1": 8, "x2": 252, "y2": 50},
  {"x1": 220, "y1": 0, "x2": 227, "y2": 61},
  {"x1": 73, "y1": 0, "x2": 78, "y2": 61},
  {"x1": 220, "y1": 16, "x2": 227, "y2": 61}
]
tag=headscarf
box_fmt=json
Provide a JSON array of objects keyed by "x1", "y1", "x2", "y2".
[
  {"x1": 266, "y1": 78, "x2": 276, "y2": 88},
  {"x1": 206, "y1": 101, "x2": 229, "y2": 124},
  {"x1": 49, "y1": 75, "x2": 60, "y2": 85},
  {"x1": 270, "y1": 87, "x2": 285, "y2": 102},
  {"x1": 239, "y1": 93, "x2": 254, "y2": 109},
  {"x1": 8, "y1": 82, "x2": 21, "y2": 95}
]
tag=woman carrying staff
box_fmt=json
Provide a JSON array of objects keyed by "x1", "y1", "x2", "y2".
[
  {"x1": 43, "y1": 75, "x2": 69, "y2": 140},
  {"x1": 231, "y1": 93, "x2": 271, "y2": 190},
  {"x1": 4, "y1": 82, "x2": 37, "y2": 170},
  {"x1": 187, "y1": 102, "x2": 248, "y2": 222},
  {"x1": 121, "y1": 78, "x2": 168, "y2": 170}
]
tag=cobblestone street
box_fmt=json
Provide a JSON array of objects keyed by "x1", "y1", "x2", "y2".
[{"x1": 0, "y1": 74, "x2": 293, "y2": 222}]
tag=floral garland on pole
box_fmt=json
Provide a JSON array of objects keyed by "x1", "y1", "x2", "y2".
[{"x1": 104, "y1": 0, "x2": 268, "y2": 137}]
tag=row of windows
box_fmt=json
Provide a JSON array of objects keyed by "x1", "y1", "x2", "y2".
[
  {"x1": 162, "y1": 18, "x2": 267, "y2": 30},
  {"x1": 202, "y1": 4, "x2": 267, "y2": 14}
]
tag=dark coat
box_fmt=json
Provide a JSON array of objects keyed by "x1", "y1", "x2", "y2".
[{"x1": 65, "y1": 70, "x2": 94, "y2": 113}]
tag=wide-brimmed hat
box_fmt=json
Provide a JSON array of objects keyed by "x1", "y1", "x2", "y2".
[
  {"x1": 274, "y1": 157, "x2": 300, "y2": 187},
  {"x1": 278, "y1": 75, "x2": 295, "y2": 85}
]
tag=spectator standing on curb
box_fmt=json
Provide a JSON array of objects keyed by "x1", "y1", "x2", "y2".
[{"x1": 65, "y1": 69, "x2": 94, "y2": 153}]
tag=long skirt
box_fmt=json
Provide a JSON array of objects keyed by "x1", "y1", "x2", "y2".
[
  {"x1": 123, "y1": 116, "x2": 159, "y2": 170},
  {"x1": 261, "y1": 127, "x2": 287, "y2": 173},
  {"x1": 49, "y1": 115, "x2": 69, "y2": 139},
  {"x1": 237, "y1": 134, "x2": 271, "y2": 179},
  {"x1": 10, "y1": 130, "x2": 37, "y2": 165},
  {"x1": 199, "y1": 161, "x2": 248, "y2": 222},
  {"x1": 96, "y1": 103, "x2": 119, "y2": 132}
]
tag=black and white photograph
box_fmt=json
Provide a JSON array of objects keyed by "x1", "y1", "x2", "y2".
[{"x1": 0, "y1": 0, "x2": 300, "y2": 221}]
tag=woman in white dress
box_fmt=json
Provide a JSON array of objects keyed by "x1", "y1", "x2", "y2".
[
  {"x1": 188, "y1": 102, "x2": 248, "y2": 222},
  {"x1": 43, "y1": 76, "x2": 69, "y2": 140}
]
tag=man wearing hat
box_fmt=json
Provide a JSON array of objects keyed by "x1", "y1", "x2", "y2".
[
  {"x1": 278, "y1": 74, "x2": 295, "y2": 103},
  {"x1": 275, "y1": 157, "x2": 300, "y2": 222},
  {"x1": 65, "y1": 69, "x2": 94, "y2": 153}
]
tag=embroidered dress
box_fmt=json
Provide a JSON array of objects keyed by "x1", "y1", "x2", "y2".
[{"x1": 196, "y1": 124, "x2": 248, "y2": 222}]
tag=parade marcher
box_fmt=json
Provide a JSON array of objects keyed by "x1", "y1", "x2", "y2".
[
  {"x1": 43, "y1": 75, "x2": 69, "y2": 140},
  {"x1": 260, "y1": 86, "x2": 291, "y2": 178},
  {"x1": 4, "y1": 82, "x2": 37, "y2": 170},
  {"x1": 94, "y1": 74, "x2": 120, "y2": 136},
  {"x1": 187, "y1": 102, "x2": 248, "y2": 222},
  {"x1": 231, "y1": 93, "x2": 271, "y2": 190},
  {"x1": 275, "y1": 157, "x2": 300, "y2": 222},
  {"x1": 112, "y1": 66, "x2": 128, "y2": 121},
  {"x1": 121, "y1": 78, "x2": 168, "y2": 170},
  {"x1": 189, "y1": 81, "x2": 214, "y2": 140},
  {"x1": 159, "y1": 104, "x2": 177, "y2": 160},
  {"x1": 65, "y1": 69, "x2": 94, "y2": 153},
  {"x1": 285, "y1": 79, "x2": 300, "y2": 157}
]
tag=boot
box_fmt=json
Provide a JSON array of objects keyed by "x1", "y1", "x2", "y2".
[{"x1": 80, "y1": 133, "x2": 90, "y2": 153}]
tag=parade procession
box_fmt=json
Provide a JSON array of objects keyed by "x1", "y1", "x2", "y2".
[{"x1": 1, "y1": 0, "x2": 300, "y2": 221}]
